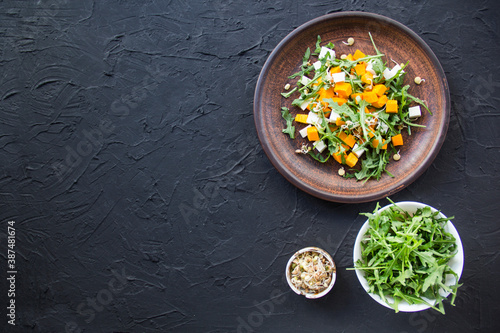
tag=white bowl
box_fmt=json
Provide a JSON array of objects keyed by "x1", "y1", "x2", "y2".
[
  {"x1": 286, "y1": 247, "x2": 337, "y2": 299},
  {"x1": 353, "y1": 201, "x2": 464, "y2": 312}
]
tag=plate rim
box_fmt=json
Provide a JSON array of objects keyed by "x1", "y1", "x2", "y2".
[
  {"x1": 352, "y1": 201, "x2": 464, "y2": 312},
  {"x1": 253, "y1": 11, "x2": 451, "y2": 203}
]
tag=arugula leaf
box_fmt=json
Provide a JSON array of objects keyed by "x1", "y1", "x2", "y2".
[
  {"x1": 280, "y1": 107, "x2": 295, "y2": 139},
  {"x1": 416, "y1": 251, "x2": 437, "y2": 267},
  {"x1": 307, "y1": 149, "x2": 330, "y2": 163},
  {"x1": 312, "y1": 35, "x2": 322, "y2": 55},
  {"x1": 291, "y1": 97, "x2": 312, "y2": 109},
  {"x1": 354, "y1": 149, "x2": 392, "y2": 182},
  {"x1": 369, "y1": 32, "x2": 382, "y2": 56},
  {"x1": 281, "y1": 87, "x2": 297, "y2": 98},
  {"x1": 303, "y1": 47, "x2": 311, "y2": 64},
  {"x1": 422, "y1": 263, "x2": 445, "y2": 292},
  {"x1": 371, "y1": 57, "x2": 385, "y2": 75},
  {"x1": 288, "y1": 47, "x2": 313, "y2": 79},
  {"x1": 325, "y1": 98, "x2": 352, "y2": 115}
]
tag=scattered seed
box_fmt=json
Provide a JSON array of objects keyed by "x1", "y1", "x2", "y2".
[
  {"x1": 414, "y1": 76, "x2": 425, "y2": 84},
  {"x1": 393, "y1": 153, "x2": 401, "y2": 161},
  {"x1": 338, "y1": 167, "x2": 345, "y2": 176},
  {"x1": 343, "y1": 37, "x2": 355, "y2": 46},
  {"x1": 296, "y1": 144, "x2": 311, "y2": 154},
  {"x1": 340, "y1": 54, "x2": 347, "y2": 60},
  {"x1": 284, "y1": 83, "x2": 291, "y2": 90}
]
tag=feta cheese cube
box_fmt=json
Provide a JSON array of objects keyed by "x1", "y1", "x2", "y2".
[
  {"x1": 306, "y1": 111, "x2": 320, "y2": 125},
  {"x1": 391, "y1": 64, "x2": 403, "y2": 78},
  {"x1": 391, "y1": 64, "x2": 402, "y2": 74},
  {"x1": 300, "y1": 76, "x2": 311, "y2": 86},
  {"x1": 329, "y1": 111, "x2": 340, "y2": 122},
  {"x1": 299, "y1": 125, "x2": 311, "y2": 138},
  {"x1": 332, "y1": 72, "x2": 345, "y2": 83},
  {"x1": 382, "y1": 68, "x2": 394, "y2": 80},
  {"x1": 408, "y1": 105, "x2": 421, "y2": 119},
  {"x1": 313, "y1": 61, "x2": 322, "y2": 70},
  {"x1": 352, "y1": 143, "x2": 365, "y2": 158},
  {"x1": 319, "y1": 46, "x2": 335, "y2": 60},
  {"x1": 314, "y1": 140, "x2": 327, "y2": 153},
  {"x1": 383, "y1": 64, "x2": 404, "y2": 80},
  {"x1": 300, "y1": 98, "x2": 312, "y2": 110}
]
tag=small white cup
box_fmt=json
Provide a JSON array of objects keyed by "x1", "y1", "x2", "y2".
[{"x1": 285, "y1": 246, "x2": 336, "y2": 299}]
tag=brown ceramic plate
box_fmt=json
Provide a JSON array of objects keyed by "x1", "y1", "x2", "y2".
[{"x1": 253, "y1": 12, "x2": 450, "y2": 203}]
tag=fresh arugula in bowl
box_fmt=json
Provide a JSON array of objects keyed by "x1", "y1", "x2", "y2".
[{"x1": 352, "y1": 200, "x2": 462, "y2": 314}]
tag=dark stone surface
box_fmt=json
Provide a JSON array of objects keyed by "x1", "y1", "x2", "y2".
[{"x1": 0, "y1": 1, "x2": 499, "y2": 332}]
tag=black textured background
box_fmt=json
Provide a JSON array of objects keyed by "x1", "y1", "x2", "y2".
[{"x1": 0, "y1": 1, "x2": 499, "y2": 332}]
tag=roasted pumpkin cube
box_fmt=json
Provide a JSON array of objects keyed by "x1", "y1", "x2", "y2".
[
  {"x1": 362, "y1": 91, "x2": 378, "y2": 104},
  {"x1": 372, "y1": 84, "x2": 388, "y2": 97},
  {"x1": 343, "y1": 134, "x2": 356, "y2": 148},
  {"x1": 353, "y1": 49, "x2": 366, "y2": 60},
  {"x1": 319, "y1": 87, "x2": 335, "y2": 100},
  {"x1": 392, "y1": 134, "x2": 404, "y2": 146},
  {"x1": 372, "y1": 138, "x2": 388, "y2": 149},
  {"x1": 386, "y1": 99, "x2": 399, "y2": 113},
  {"x1": 330, "y1": 97, "x2": 347, "y2": 105},
  {"x1": 361, "y1": 72, "x2": 374, "y2": 85},
  {"x1": 354, "y1": 63, "x2": 366, "y2": 76},
  {"x1": 372, "y1": 95, "x2": 388, "y2": 108},
  {"x1": 295, "y1": 114, "x2": 308, "y2": 124},
  {"x1": 332, "y1": 151, "x2": 347, "y2": 164},
  {"x1": 307, "y1": 126, "x2": 320, "y2": 141},
  {"x1": 330, "y1": 66, "x2": 341, "y2": 74},
  {"x1": 334, "y1": 82, "x2": 352, "y2": 99},
  {"x1": 345, "y1": 152, "x2": 359, "y2": 167}
]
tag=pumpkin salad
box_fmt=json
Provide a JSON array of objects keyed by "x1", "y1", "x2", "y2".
[{"x1": 280, "y1": 33, "x2": 430, "y2": 182}]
